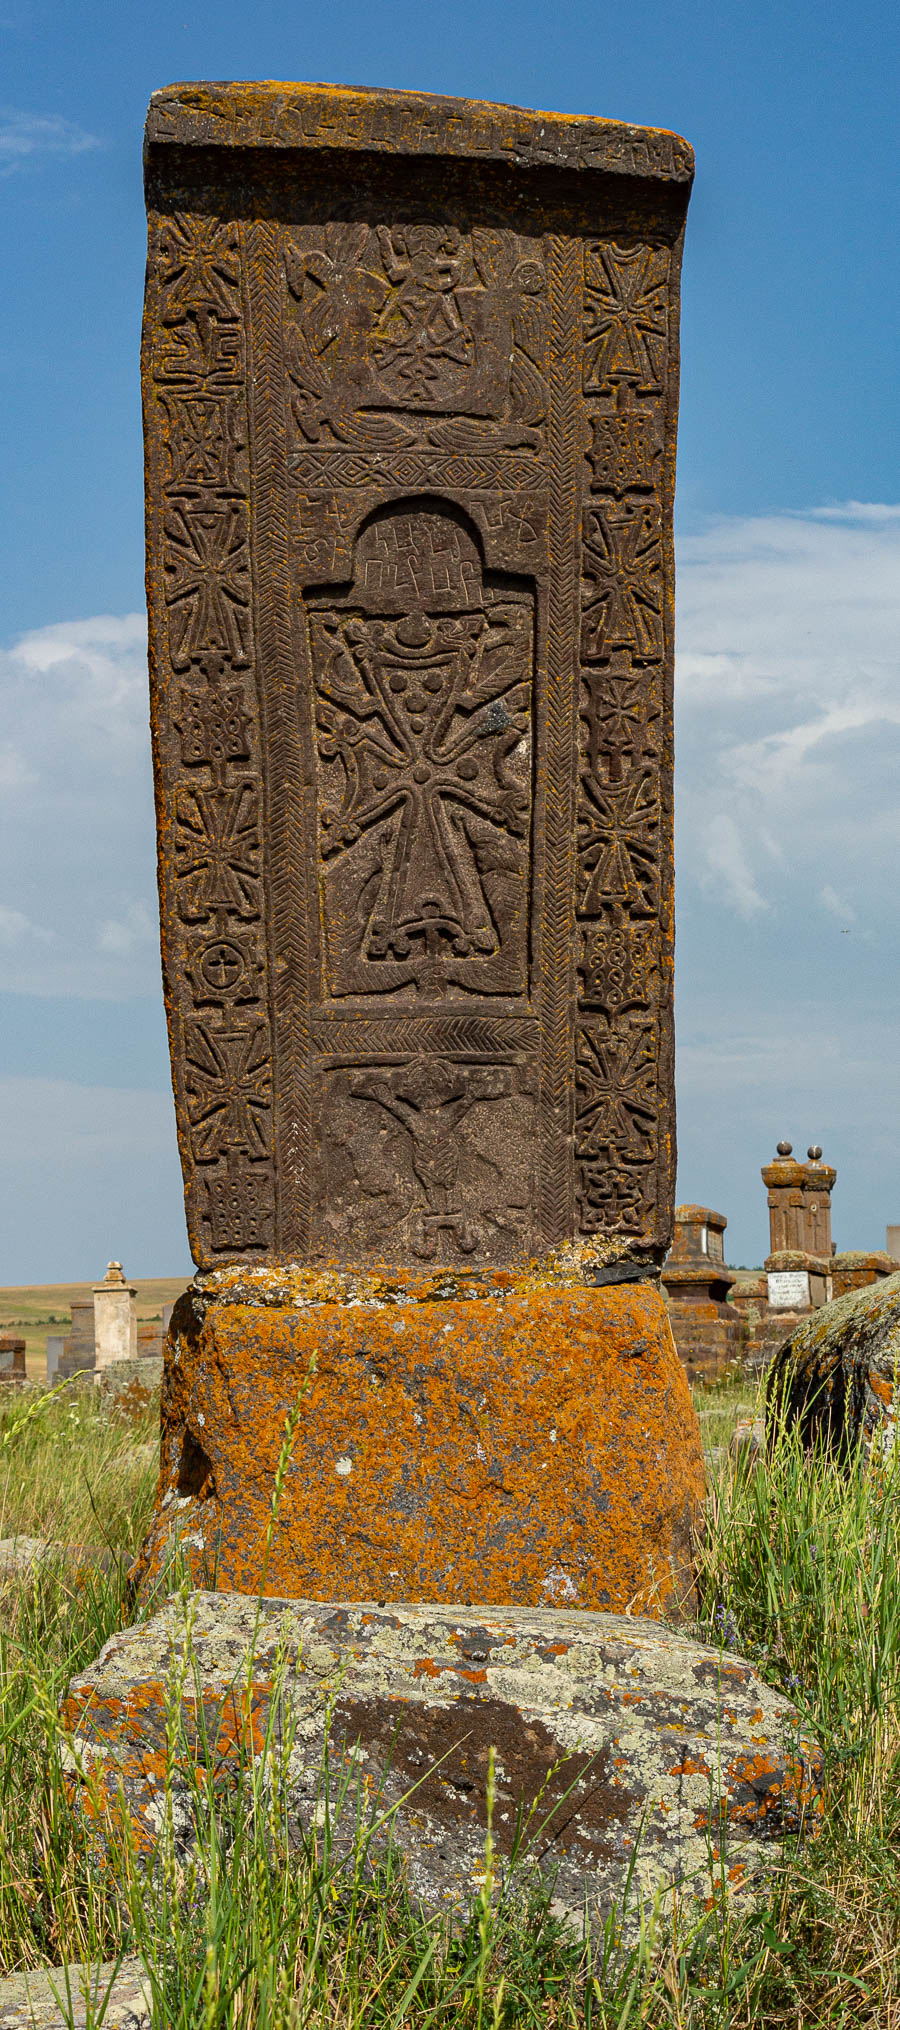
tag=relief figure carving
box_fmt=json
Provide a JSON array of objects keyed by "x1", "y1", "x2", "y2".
[
  {"x1": 284, "y1": 221, "x2": 546, "y2": 449},
  {"x1": 321, "y1": 1055, "x2": 534, "y2": 1261},
  {"x1": 307, "y1": 504, "x2": 533, "y2": 1000}
]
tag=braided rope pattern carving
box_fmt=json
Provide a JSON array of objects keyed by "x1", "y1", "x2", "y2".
[
  {"x1": 311, "y1": 1017, "x2": 538, "y2": 1060},
  {"x1": 539, "y1": 236, "x2": 581, "y2": 1245},
  {"x1": 244, "y1": 220, "x2": 313, "y2": 1255},
  {"x1": 289, "y1": 451, "x2": 541, "y2": 492}
]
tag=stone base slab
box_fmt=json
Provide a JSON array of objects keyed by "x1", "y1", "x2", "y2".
[
  {"x1": 0, "y1": 1959, "x2": 149, "y2": 2029},
  {"x1": 132, "y1": 1268, "x2": 705, "y2": 1617},
  {"x1": 64, "y1": 1593, "x2": 821, "y2": 1931}
]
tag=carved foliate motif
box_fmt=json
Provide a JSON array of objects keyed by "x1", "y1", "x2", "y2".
[{"x1": 144, "y1": 94, "x2": 688, "y2": 1267}]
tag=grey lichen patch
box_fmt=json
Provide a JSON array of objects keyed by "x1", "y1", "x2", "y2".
[
  {"x1": 67, "y1": 1595, "x2": 820, "y2": 1933},
  {"x1": 190, "y1": 1236, "x2": 658, "y2": 1319}
]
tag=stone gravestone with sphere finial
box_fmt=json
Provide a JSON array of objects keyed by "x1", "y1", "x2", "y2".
[{"x1": 135, "y1": 80, "x2": 705, "y2": 1617}]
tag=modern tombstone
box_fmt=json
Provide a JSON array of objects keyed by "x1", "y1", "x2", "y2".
[{"x1": 139, "y1": 82, "x2": 705, "y2": 1611}]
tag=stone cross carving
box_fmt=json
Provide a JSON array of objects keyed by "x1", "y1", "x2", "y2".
[{"x1": 143, "y1": 82, "x2": 692, "y2": 1270}]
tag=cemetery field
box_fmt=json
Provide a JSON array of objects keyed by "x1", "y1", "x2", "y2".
[
  {"x1": 0, "y1": 1277, "x2": 190, "y2": 1379},
  {"x1": 0, "y1": 1377, "x2": 899, "y2": 2026}
]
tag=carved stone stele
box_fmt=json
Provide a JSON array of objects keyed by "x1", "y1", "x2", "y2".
[{"x1": 143, "y1": 82, "x2": 692, "y2": 1272}]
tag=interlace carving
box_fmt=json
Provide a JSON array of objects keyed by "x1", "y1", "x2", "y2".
[{"x1": 575, "y1": 239, "x2": 673, "y2": 1236}]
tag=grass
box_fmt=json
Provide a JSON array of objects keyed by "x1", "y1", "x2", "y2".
[{"x1": 0, "y1": 1375, "x2": 899, "y2": 2024}]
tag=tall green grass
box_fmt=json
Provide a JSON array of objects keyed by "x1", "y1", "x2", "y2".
[{"x1": 1, "y1": 1379, "x2": 900, "y2": 2024}]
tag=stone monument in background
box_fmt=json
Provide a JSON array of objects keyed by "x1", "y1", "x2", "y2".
[{"x1": 136, "y1": 80, "x2": 704, "y2": 1614}]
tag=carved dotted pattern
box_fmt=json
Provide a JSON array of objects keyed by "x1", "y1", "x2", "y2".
[
  {"x1": 574, "y1": 240, "x2": 673, "y2": 1238},
  {"x1": 149, "y1": 211, "x2": 275, "y2": 1258}
]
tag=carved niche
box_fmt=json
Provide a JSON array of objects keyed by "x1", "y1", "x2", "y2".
[{"x1": 307, "y1": 504, "x2": 533, "y2": 1002}]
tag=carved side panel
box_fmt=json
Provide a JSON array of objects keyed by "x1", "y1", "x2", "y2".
[
  {"x1": 574, "y1": 242, "x2": 673, "y2": 1236},
  {"x1": 146, "y1": 212, "x2": 275, "y2": 1259}
]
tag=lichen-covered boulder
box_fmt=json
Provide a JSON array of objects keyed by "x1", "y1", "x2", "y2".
[
  {"x1": 64, "y1": 1594, "x2": 821, "y2": 1931},
  {"x1": 767, "y1": 1269, "x2": 900, "y2": 1459},
  {"x1": 0, "y1": 1958, "x2": 149, "y2": 2029}
]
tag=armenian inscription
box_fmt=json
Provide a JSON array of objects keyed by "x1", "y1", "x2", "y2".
[{"x1": 143, "y1": 83, "x2": 691, "y2": 1269}]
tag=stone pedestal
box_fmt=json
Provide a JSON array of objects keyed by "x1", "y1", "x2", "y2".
[
  {"x1": 0, "y1": 1337, "x2": 26, "y2": 1383},
  {"x1": 662, "y1": 1206, "x2": 743, "y2": 1383},
  {"x1": 830, "y1": 1250, "x2": 899, "y2": 1300},
  {"x1": 58, "y1": 1298, "x2": 96, "y2": 1378},
  {"x1": 134, "y1": 1259, "x2": 704, "y2": 1619},
  {"x1": 92, "y1": 1261, "x2": 138, "y2": 1372}
]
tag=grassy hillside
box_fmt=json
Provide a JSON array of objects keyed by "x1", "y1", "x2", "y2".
[{"x1": 0, "y1": 1277, "x2": 190, "y2": 1379}]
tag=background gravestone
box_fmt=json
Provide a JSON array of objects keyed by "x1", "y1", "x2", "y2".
[{"x1": 138, "y1": 83, "x2": 704, "y2": 1612}]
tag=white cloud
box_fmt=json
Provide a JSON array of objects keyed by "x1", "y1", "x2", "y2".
[
  {"x1": 0, "y1": 904, "x2": 52, "y2": 945},
  {"x1": 96, "y1": 900, "x2": 156, "y2": 957},
  {"x1": 675, "y1": 502, "x2": 900, "y2": 921},
  {"x1": 701, "y1": 813, "x2": 768, "y2": 918},
  {"x1": 0, "y1": 108, "x2": 99, "y2": 173},
  {"x1": 0, "y1": 612, "x2": 156, "y2": 996},
  {"x1": 674, "y1": 501, "x2": 900, "y2": 1261},
  {"x1": 0, "y1": 1076, "x2": 175, "y2": 1166},
  {"x1": 820, "y1": 884, "x2": 856, "y2": 926}
]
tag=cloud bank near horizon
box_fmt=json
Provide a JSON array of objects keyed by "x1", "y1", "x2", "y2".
[{"x1": 2, "y1": 500, "x2": 899, "y2": 1271}]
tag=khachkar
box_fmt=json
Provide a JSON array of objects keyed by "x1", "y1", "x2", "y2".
[{"x1": 138, "y1": 81, "x2": 705, "y2": 1614}]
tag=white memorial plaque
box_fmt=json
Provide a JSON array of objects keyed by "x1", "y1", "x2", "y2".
[{"x1": 767, "y1": 1270, "x2": 810, "y2": 1311}]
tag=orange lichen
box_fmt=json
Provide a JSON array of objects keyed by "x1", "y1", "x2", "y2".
[{"x1": 133, "y1": 1277, "x2": 706, "y2": 1618}]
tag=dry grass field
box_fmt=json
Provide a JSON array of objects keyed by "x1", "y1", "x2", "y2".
[{"x1": 0, "y1": 1277, "x2": 190, "y2": 1379}]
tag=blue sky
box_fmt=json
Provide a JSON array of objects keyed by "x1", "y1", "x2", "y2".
[{"x1": 2, "y1": 0, "x2": 900, "y2": 1279}]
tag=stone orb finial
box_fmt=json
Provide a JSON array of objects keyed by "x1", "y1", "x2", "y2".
[
  {"x1": 104, "y1": 1260, "x2": 127, "y2": 1285},
  {"x1": 808, "y1": 1145, "x2": 823, "y2": 1161},
  {"x1": 776, "y1": 1141, "x2": 793, "y2": 1157}
]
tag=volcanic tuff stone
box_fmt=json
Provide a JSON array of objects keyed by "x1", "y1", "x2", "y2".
[
  {"x1": 131, "y1": 1265, "x2": 705, "y2": 1616},
  {"x1": 768, "y1": 1268, "x2": 900, "y2": 1461},
  {"x1": 143, "y1": 81, "x2": 690, "y2": 1272},
  {"x1": 65, "y1": 1594, "x2": 821, "y2": 1931},
  {"x1": 0, "y1": 1960, "x2": 150, "y2": 2030}
]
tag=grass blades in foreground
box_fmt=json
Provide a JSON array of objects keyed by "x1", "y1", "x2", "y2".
[{"x1": 0, "y1": 1380, "x2": 899, "y2": 2021}]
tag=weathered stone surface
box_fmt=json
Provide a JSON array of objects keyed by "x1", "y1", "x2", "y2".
[
  {"x1": 65, "y1": 1594, "x2": 821, "y2": 1929},
  {"x1": 0, "y1": 1958, "x2": 149, "y2": 2029},
  {"x1": 762, "y1": 1143, "x2": 836, "y2": 1261},
  {"x1": 93, "y1": 1262, "x2": 138, "y2": 1372},
  {"x1": 96, "y1": 1354, "x2": 163, "y2": 1424},
  {"x1": 132, "y1": 1265, "x2": 705, "y2": 1616},
  {"x1": 0, "y1": 1537, "x2": 110, "y2": 1579},
  {"x1": 0, "y1": 1337, "x2": 26, "y2": 1383},
  {"x1": 663, "y1": 1205, "x2": 743, "y2": 1383},
  {"x1": 143, "y1": 81, "x2": 691, "y2": 1274},
  {"x1": 768, "y1": 1269, "x2": 900, "y2": 1460}
]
